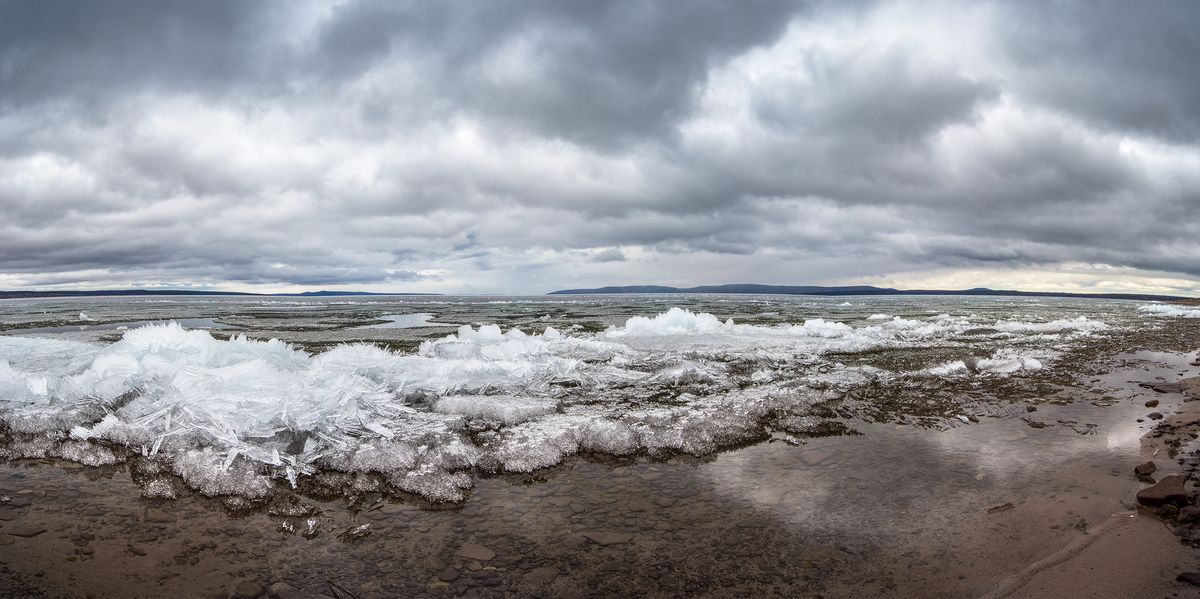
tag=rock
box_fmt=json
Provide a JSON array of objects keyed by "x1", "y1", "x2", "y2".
[
  {"x1": 1134, "y1": 461, "x2": 1157, "y2": 476},
  {"x1": 1025, "y1": 405, "x2": 1037, "y2": 412},
  {"x1": 127, "y1": 544, "x2": 148, "y2": 556},
  {"x1": 7, "y1": 525, "x2": 46, "y2": 538},
  {"x1": 267, "y1": 582, "x2": 316, "y2": 599},
  {"x1": 232, "y1": 581, "x2": 265, "y2": 599},
  {"x1": 1146, "y1": 399, "x2": 1161, "y2": 408},
  {"x1": 1137, "y1": 474, "x2": 1189, "y2": 507},
  {"x1": 1177, "y1": 572, "x2": 1200, "y2": 586},
  {"x1": 1026, "y1": 421, "x2": 1048, "y2": 429},
  {"x1": 1148, "y1": 412, "x2": 1165, "y2": 420},
  {"x1": 454, "y1": 543, "x2": 495, "y2": 561},
  {"x1": 1143, "y1": 382, "x2": 1182, "y2": 394},
  {"x1": 526, "y1": 566, "x2": 559, "y2": 584},
  {"x1": 144, "y1": 508, "x2": 177, "y2": 523},
  {"x1": 437, "y1": 568, "x2": 460, "y2": 582},
  {"x1": 581, "y1": 531, "x2": 632, "y2": 546},
  {"x1": 473, "y1": 571, "x2": 502, "y2": 587},
  {"x1": 1179, "y1": 506, "x2": 1200, "y2": 524}
]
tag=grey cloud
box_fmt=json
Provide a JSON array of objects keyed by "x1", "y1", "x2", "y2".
[
  {"x1": 1000, "y1": 2, "x2": 1200, "y2": 144},
  {"x1": 315, "y1": 0, "x2": 804, "y2": 146},
  {"x1": 0, "y1": 0, "x2": 1198, "y2": 293},
  {"x1": 590, "y1": 248, "x2": 627, "y2": 263}
]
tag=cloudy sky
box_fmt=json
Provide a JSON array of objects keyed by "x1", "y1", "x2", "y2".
[{"x1": 1, "y1": 1, "x2": 1198, "y2": 295}]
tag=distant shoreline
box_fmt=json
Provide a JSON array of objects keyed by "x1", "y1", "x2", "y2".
[
  {"x1": 0, "y1": 290, "x2": 439, "y2": 300},
  {"x1": 548, "y1": 283, "x2": 1190, "y2": 302},
  {"x1": 0, "y1": 285, "x2": 1193, "y2": 302}
]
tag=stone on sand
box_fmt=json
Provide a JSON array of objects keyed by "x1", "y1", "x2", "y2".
[
  {"x1": 1136, "y1": 474, "x2": 1188, "y2": 507},
  {"x1": 526, "y1": 566, "x2": 559, "y2": 584},
  {"x1": 1134, "y1": 461, "x2": 1157, "y2": 476},
  {"x1": 455, "y1": 543, "x2": 495, "y2": 561},
  {"x1": 232, "y1": 580, "x2": 265, "y2": 599}
]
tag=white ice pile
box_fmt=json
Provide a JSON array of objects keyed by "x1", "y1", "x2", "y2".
[
  {"x1": 1139, "y1": 304, "x2": 1200, "y2": 318},
  {"x1": 991, "y1": 316, "x2": 1108, "y2": 334},
  {"x1": 925, "y1": 349, "x2": 1048, "y2": 377},
  {"x1": 0, "y1": 307, "x2": 1113, "y2": 502},
  {"x1": 601, "y1": 308, "x2": 975, "y2": 355}
]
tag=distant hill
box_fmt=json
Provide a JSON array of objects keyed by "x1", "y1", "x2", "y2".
[
  {"x1": 548, "y1": 283, "x2": 1187, "y2": 302},
  {"x1": 0, "y1": 289, "x2": 438, "y2": 299}
]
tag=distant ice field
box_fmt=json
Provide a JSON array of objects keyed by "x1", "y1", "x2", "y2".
[{"x1": 0, "y1": 294, "x2": 1194, "y2": 502}]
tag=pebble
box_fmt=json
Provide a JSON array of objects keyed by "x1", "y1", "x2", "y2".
[
  {"x1": 526, "y1": 566, "x2": 559, "y2": 585},
  {"x1": 1145, "y1": 399, "x2": 1160, "y2": 408},
  {"x1": 455, "y1": 543, "x2": 496, "y2": 561},
  {"x1": 1134, "y1": 461, "x2": 1157, "y2": 476},
  {"x1": 1147, "y1": 412, "x2": 1164, "y2": 420},
  {"x1": 232, "y1": 580, "x2": 265, "y2": 598}
]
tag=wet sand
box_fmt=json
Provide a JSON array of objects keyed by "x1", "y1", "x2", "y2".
[{"x1": 3, "y1": 351, "x2": 1200, "y2": 598}]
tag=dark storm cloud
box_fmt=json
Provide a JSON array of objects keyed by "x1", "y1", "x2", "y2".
[
  {"x1": 312, "y1": 0, "x2": 803, "y2": 146},
  {"x1": 0, "y1": 1, "x2": 282, "y2": 108},
  {"x1": 0, "y1": 0, "x2": 1197, "y2": 292},
  {"x1": 1000, "y1": 1, "x2": 1200, "y2": 143}
]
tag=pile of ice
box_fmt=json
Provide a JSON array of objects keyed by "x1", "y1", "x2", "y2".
[
  {"x1": 1139, "y1": 304, "x2": 1200, "y2": 318},
  {"x1": 992, "y1": 316, "x2": 1108, "y2": 334},
  {"x1": 0, "y1": 307, "x2": 1113, "y2": 502},
  {"x1": 925, "y1": 349, "x2": 1048, "y2": 377}
]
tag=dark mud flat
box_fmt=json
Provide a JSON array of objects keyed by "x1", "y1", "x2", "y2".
[{"x1": 3, "y1": 353, "x2": 1200, "y2": 598}]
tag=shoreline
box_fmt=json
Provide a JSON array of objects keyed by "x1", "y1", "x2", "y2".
[{"x1": 2, "y1": 351, "x2": 1200, "y2": 597}]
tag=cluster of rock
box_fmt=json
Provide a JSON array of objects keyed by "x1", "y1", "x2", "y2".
[{"x1": 1134, "y1": 366, "x2": 1200, "y2": 585}]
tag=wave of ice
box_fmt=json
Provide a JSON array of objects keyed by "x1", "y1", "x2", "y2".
[
  {"x1": 992, "y1": 316, "x2": 1108, "y2": 333},
  {"x1": 0, "y1": 307, "x2": 1115, "y2": 502},
  {"x1": 1139, "y1": 303, "x2": 1200, "y2": 318},
  {"x1": 925, "y1": 349, "x2": 1047, "y2": 376}
]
